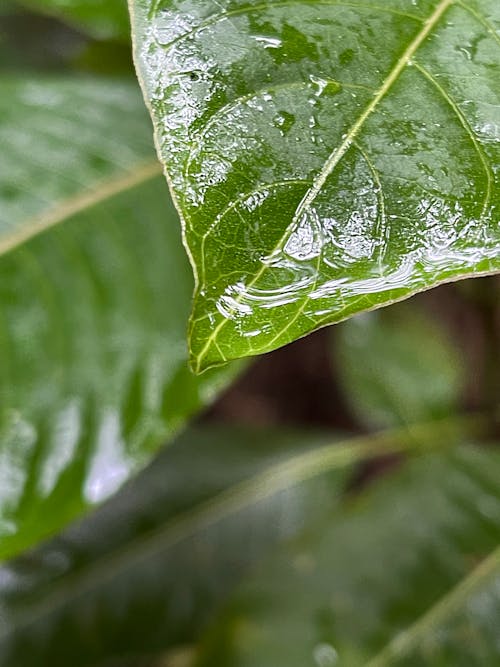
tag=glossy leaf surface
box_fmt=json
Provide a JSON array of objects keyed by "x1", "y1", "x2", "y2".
[
  {"x1": 19, "y1": 0, "x2": 130, "y2": 40},
  {"x1": 0, "y1": 424, "x2": 391, "y2": 666},
  {"x1": 0, "y1": 77, "x2": 154, "y2": 243},
  {"x1": 0, "y1": 76, "x2": 237, "y2": 562},
  {"x1": 334, "y1": 303, "x2": 464, "y2": 427},
  {"x1": 130, "y1": 0, "x2": 500, "y2": 372},
  {"x1": 196, "y1": 443, "x2": 500, "y2": 667}
]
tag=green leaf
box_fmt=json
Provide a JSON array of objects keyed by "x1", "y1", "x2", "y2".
[
  {"x1": 130, "y1": 0, "x2": 500, "y2": 372},
  {"x1": 0, "y1": 77, "x2": 154, "y2": 240},
  {"x1": 0, "y1": 76, "x2": 238, "y2": 562},
  {"x1": 18, "y1": 0, "x2": 130, "y2": 41},
  {"x1": 334, "y1": 303, "x2": 465, "y2": 428},
  {"x1": 0, "y1": 424, "x2": 409, "y2": 666},
  {"x1": 195, "y1": 441, "x2": 500, "y2": 667}
]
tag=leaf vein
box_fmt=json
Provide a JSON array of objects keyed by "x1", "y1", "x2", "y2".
[
  {"x1": 159, "y1": 1, "x2": 424, "y2": 52},
  {"x1": 194, "y1": 0, "x2": 454, "y2": 371},
  {"x1": 0, "y1": 161, "x2": 162, "y2": 259},
  {"x1": 412, "y1": 60, "x2": 493, "y2": 218}
]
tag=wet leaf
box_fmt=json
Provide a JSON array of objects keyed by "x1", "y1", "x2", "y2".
[
  {"x1": 0, "y1": 76, "x2": 238, "y2": 562},
  {"x1": 195, "y1": 442, "x2": 500, "y2": 667},
  {"x1": 130, "y1": 0, "x2": 500, "y2": 372}
]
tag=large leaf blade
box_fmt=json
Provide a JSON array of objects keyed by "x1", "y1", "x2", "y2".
[
  {"x1": 0, "y1": 76, "x2": 238, "y2": 561},
  {"x1": 130, "y1": 0, "x2": 500, "y2": 371}
]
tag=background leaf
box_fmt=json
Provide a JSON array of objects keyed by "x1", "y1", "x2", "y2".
[
  {"x1": 0, "y1": 424, "x2": 384, "y2": 666},
  {"x1": 0, "y1": 77, "x2": 154, "y2": 243},
  {"x1": 334, "y1": 304, "x2": 465, "y2": 428},
  {"x1": 130, "y1": 0, "x2": 500, "y2": 371},
  {"x1": 195, "y1": 442, "x2": 500, "y2": 667},
  {"x1": 0, "y1": 76, "x2": 238, "y2": 562},
  {"x1": 18, "y1": 0, "x2": 130, "y2": 41}
]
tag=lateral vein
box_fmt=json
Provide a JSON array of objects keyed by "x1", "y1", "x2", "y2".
[{"x1": 292, "y1": 0, "x2": 454, "y2": 225}]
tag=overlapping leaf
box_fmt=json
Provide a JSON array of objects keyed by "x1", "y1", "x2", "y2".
[
  {"x1": 0, "y1": 426, "x2": 349, "y2": 666},
  {"x1": 0, "y1": 76, "x2": 238, "y2": 562},
  {"x1": 130, "y1": 0, "x2": 500, "y2": 371},
  {"x1": 195, "y1": 442, "x2": 500, "y2": 667},
  {"x1": 0, "y1": 422, "x2": 459, "y2": 666}
]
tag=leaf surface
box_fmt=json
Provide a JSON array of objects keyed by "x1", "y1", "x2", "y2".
[
  {"x1": 195, "y1": 442, "x2": 500, "y2": 667},
  {"x1": 130, "y1": 0, "x2": 500, "y2": 371},
  {"x1": 0, "y1": 76, "x2": 238, "y2": 562}
]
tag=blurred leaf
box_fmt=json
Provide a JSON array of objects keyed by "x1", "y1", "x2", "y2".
[
  {"x1": 0, "y1": 423, "x2": 416, "y2": 666},
  {"x1": 195, "y1": 442, "x2": 500, "y2": 667},
  {"x1": 0, "y1": 76, "x2": 153, "y2": 238},
  {"x1": 0, "y1": 2, "x2": 15, "y2": 15},
  {"x1": 0, "y1": 76, "x2": 239, "y2": 561},
  {"x1": 0, "y1": 10, "x2": 87, "y2": 71},
  {"x1": 73, "y1": 40, "x2": 135, "y2": 75},
  {"x1": 18, "y1": 0, "x2": 129, "y2": 41},
  {"x1": 130, "y1": 0, "x2": 500, "y2": 372},
  {"x1": 334, "y1": 304, "x2": 464, "y2": 428}
]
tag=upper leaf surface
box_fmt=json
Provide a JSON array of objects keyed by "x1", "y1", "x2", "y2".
[
  {"x1": 0, "y1": 77, "x2": 154, "y2": 249},
  {"x1": 0, "y1": 76, "x2": 238, "y2": 562},
  {"x1": 130, "y1": 0, "x2": 500, "y2": 371}
]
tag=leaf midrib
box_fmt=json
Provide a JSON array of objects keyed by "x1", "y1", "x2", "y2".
[
  {"x1": 0, "y1": 159, "x2": 162, "y2": 259},
  {"x1": 193, "y1": 0, "x2": 454, "y2": 371}
]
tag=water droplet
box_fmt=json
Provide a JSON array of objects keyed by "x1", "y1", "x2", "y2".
[
  {"x1": 284, "y1": 209, "x2": 322, "y2": 261},
  {"x1": 313, "y1": 642, "x2": 338, "y2": 667},
  {"x1": 273, "y1": 110, "x2": 296, "y2": 135},
  {"x1": 252, "y1": 35, "x2": 282, "y2": 49},
  {"x1": 308, "y1": 74, "x2": 341, "y2": 97}
]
